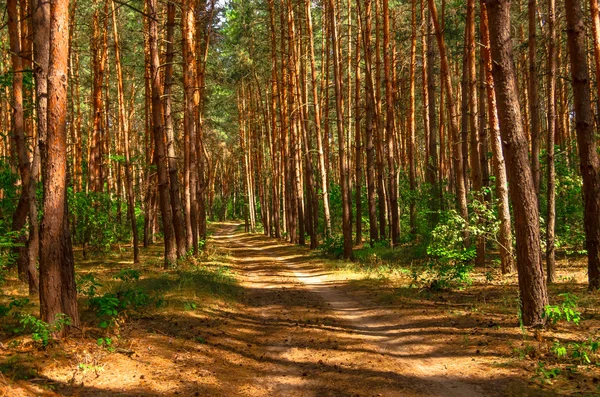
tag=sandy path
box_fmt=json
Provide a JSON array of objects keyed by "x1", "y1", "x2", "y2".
[{"x1": 212, "y1": 223, "x2": 487, "y2": 397}]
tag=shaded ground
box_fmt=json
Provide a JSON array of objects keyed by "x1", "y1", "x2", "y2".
[{"x1": 1, "y1": 222, "x2": 599, "y2": 396}]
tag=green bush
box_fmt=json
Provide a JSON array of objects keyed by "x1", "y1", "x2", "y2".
[{"x1": 319, "y1": 235, "x2": 345, "y2": 258}]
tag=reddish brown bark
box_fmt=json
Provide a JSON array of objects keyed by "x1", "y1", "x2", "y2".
[
  {"x1": 146, "y1": 0, "x2": 177, "y2": 267},
  {"x1": 565, "y1": 0, "x2": 600, "y2": 289},
  {"x1": 485, "y1": 0, "x2": 548, "y2": 325},
  {"x1": 39, "y1": 0, "x2": 80, "y2": 331}
]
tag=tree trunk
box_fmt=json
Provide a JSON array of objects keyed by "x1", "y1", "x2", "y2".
[
  {"x1": 8, "y1": 0, "x2": 37, "y2": 291},
  {"x1": 408, "y1": 0, "x2": 417, "y2": 236},
  {"x1": 529, "y1": 0, "x2": 541, "y2": 196},
  {"x1": 428, "y1": 0, "x2": 469, "y2": 234},
  {"x1": 359, "y1": 0, "x2": 379, "y2": 244},
  {"x1": 355, "y1": 11, "x2": 363, "y2": 245},
  {"x1": 480, "y1": 2, "x2": 514, "y2": 274},
  {"x1": 111, "y1": 0, "x2": 139, "y2": 263},
  {"x1": 146, "y1": 0, "x2": 177, "y2": 267},
  {"x1": 425, "y1": 9, "x2": 439, "y2": 226},
  {"x1": 485, "y1": 0, "x2": 548, "y2": 325},
  {"x1": 564, "y1": 0, "x2": 600, "y2": 289},
  {"x1": 383, "y1": 0, "x2": 399, "y2": 246},
  {"x1": 546, "y1": 0, "x2": 556, "y2": 283},
  {"x1": 164, "y1": 0, "x2": 188, "y2": 257},
  {"x1": 89, "y1": 0, "x2": 107, "y2": 192},
  {"x1": 39, "y1": 0, "x2": 80, "y2": 331},
  {"x1": 182, "y1": 0, "x2": 199, "y2": 253},
  {"x1": 328, "y1": 0, "x2": 353, "y2": 259}
]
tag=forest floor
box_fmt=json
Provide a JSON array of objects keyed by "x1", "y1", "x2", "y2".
[{"x1": 1, "y1": 222, "x2": 600, "y2": 396}]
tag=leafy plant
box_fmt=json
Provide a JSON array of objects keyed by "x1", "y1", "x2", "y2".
[
  {"x1": 113, "y1": 268, "x2": 141, "y2": 283},
  {"x1": 533, "y1": 362, "x2": 560, "y2": 385},
  {"x1": 549, "y1": 339, "x2": 599, "y2": 365},
  {"x1": 77, "y1": 274, "x2": 103, "y2": 298},
  {"x1": 543, "y1": 293, "x2": 581, "y2": 325},
  {"x1": 319, "y1": 235, "x2": 345, "y2": 258},
  {"x1": 19, "y1": 314, "x2": 71, "y2": 347}
]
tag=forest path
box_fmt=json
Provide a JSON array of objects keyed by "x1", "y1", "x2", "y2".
[{"x1": 209, "y1": 222, "x2": 489, "y2": 397}]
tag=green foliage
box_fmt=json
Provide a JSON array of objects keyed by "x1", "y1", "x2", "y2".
[
  {"x1": 319, "y1": 235, "x2": 345, "y2": 259},
  {"x1": 113, "y1": 268, "x2": 141, "y2": 283},
  {"x1": 76, "y1": 274, "x2": 103, "y2": 298},
  {"x1": 18, "y1": 314, "x2": 71, "y2": 347},
  {"x1": 0, "y1": 297, "x2": 31, "y2": 317},
  {"x1": 550, "y1": 339, "x2": 600, "y2": 365},
  {"x1": 543, "y1": 293, "x2": 581, "y2": 325},
  {"x1": 533, "y1": 362, "x2": 561, "y2": 385},
  {"x1": 89, "y1": 288, "x2": 150, "y2": 329},
  {"x1": 426, "y1": 210, "x2": 475, "y2": 289},
  {"x1": 97, "y1": 337, "x2": 114, "y2": 352},
  {"x1": 69, "y1": 190, "x2": 130, "y2": 252},
  {"x1": 88, "y1": 268, "x2": 149, "y2": 328}
]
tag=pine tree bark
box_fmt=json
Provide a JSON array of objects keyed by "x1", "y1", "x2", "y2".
[
  {"x1": 408, "y1": 0, "x2": 417, "y2": 236},
  {"x1": 480, "y1": 2, "x2": 515, "y2": 274},
  {"x1": 146, "y1": 0, "x2": 177, "y2": 267},
  {"x1": 305, "y1": 0, "x2": 331, "y2": 239},
  {"x1": 111, "y1": 0, "x2": 139, "y2": 263},
  {"x1": 39, "y1": 0, "x2": 80, "y2": 331},
  {"x1": 546, "y1": 0, "x2": 556, "y2": 283},
  {"x1": 383, "y1": 0, "x2": 399, "y2": 245},
  {"x1": 89, "y1": 0, "x2": 107, "y2": 192},
  {"x1": 355, "y1": 12, "x2": 363, "y2": 245},
  {"x1": 328, "y1": 0, "x2": 353, "y2": 258},
  {"x1": 529, "y1": 0, "x2": 541, "y2": 195},
  {"x1": 484, "y1": 0, "x2": 548, "y2": 325},
  {"x1": 564, "y1": 0, "x2": 600, "y2": 289},
  {"x1": 8, "y1": 0, "x2": 37, "y2": 291},
  {"x1": 183, "y1": 0, "x2": 199, "y2": 253},
  {"x1": 428, "y1": 0, "x2": 469, "y2": 232},
  {"x1": 164, "y1": 0, "x2": 188, "y2": 257},
  {"x1": 359, "y1": 0, "x2": 379, "y2": 244}
]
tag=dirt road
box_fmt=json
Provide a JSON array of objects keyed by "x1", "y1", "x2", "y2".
[
  {"x1": 11, "y1": 223, "x2": 543, "y2": 396},
  {"x1": 199, "y1": 223, "x2": 492, "y2": 397}
]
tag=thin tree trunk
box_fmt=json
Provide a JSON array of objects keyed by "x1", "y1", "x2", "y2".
[
  {"x1": 8, "y1": 0, "x2": 35, "y2": 289},
  {"x1": 111, "y1": 0, "x2": 139, "y2": 263},
  {"x1": 383, "y1": 0, "x2": 399, "y2": 245},
  {"x1": 428, "y1": 0, "x2": 469, "y2": 234},
  {"x1": 328, "y1": 0, "x2": 353, "y2": 259},
  {"x1": 164, "y1": 0, "x2": 188, "y2": 257},
  {"x1": 529, "y1": 0, "x2": 541, "y2": 195},
  {"x1": 355, "y1": 11, "x2": 363, "y2": 245},
  {"x1": 359, "y1": 0, "x2": 379, "y2": 244},
  {"x1": 146, "y1": 0, "x2": 177, "y2": 267},
  {"x1": 408, "y1": 0, "x2": 417, "y2": 235},
  {"x1": 546, "y1": 0, "x2": 556, "y2": 283},
  {"x1": 183, "y1": 0, "x2": 199, "y2": 253}
]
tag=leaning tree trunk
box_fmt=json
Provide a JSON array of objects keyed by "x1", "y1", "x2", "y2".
[
  {"x1": 485, "y1": 0, "x2": 548, "y2": 325},
  {"x1": 480, "y1": 2, "x2": 515, "y2": 274},
  {"x1": 564, "y1": 0, "x2": 600, "y2": 289}
]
